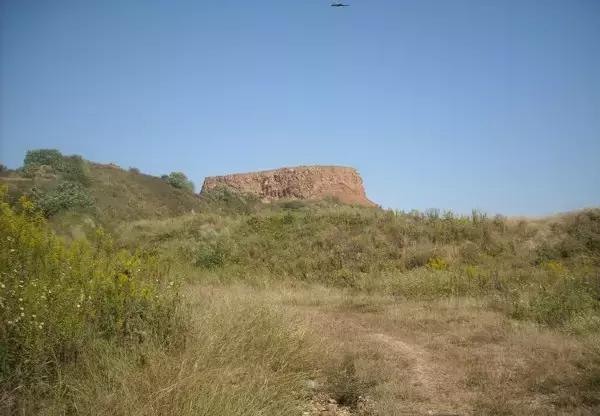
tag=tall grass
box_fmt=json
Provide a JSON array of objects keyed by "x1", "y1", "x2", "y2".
[
  {"x1": 1, "y1": 188, "x2": 323, "y2": 415},
  {"x1": 0, "y1": 189, "x2": 184, "y2": 413},
  {"x1": 49, "y1": 290, "x2": 318, "y2": 416},
  {"x1": 118, "y1": 197, "x2": 600, "y2": 331}
]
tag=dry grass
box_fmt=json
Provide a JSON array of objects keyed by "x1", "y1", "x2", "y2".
[
  {"x1": 225, "y1": 283, "x2": 600, "y2": 416},
  {"x1": 4, "y1": 278, "x2": 598, "y2": 415},
  {"x1": 45, "y1": 285, "x2": 320, "y2": 416},
  {"x1": 3, "y1": 155, "x2": 599, "y2": 414}
]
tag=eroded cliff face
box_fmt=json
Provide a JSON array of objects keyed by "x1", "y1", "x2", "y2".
[{"x1": 201, "y1": 166, "x2": 376, "y2": 207}]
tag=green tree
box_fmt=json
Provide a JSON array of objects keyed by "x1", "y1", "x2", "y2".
[
  {"x1": 22, "y1": 149, "x2": 90, "y2": 184},
  {"x1": 30, "y1": 181, "x2": 94, "y2": 216},
  {"x1": 164, "y1": 171, "x2": 195, "y2": 192},
  {"x1": 23, "y1": 149, "x2": 64, "y2": 170}
]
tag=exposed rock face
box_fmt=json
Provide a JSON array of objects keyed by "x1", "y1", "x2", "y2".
[{"x1": 201, "y1": 166, "x2": 376, "y2": 207}]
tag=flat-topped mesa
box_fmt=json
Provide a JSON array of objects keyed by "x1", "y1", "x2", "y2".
[{"x1": 201, "y1": 165, "x2": 377, "y2": 207}]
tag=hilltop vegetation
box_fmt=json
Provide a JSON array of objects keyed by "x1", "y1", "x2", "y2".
[
  {"x1": 1, "y1": 150, "x2": 599, "y2": 415},
  {"x1": 0, "y1": 149, "x2": 202, "y2": 233}
]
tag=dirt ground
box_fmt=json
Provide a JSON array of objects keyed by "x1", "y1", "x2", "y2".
[{"x1": 202, "y1": 285, "x2": 598, "y2": 416}]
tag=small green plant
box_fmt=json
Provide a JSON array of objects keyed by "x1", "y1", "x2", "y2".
[
  {"x1": 427, "y1": 256, "x2": 448, "y2": 271},
  {"x1": 194, "y1": 242, "x2": 229, "y2": 269},
  {"x1": 544, "y1": 260, "x2": 566, "y2": 275}
]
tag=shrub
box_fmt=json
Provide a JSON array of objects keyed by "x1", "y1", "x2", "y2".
[
  {"x1": 508, "y1": 273, "x2": 598, "y2": 327},
  {"x1": 23, "y1": 149, "x2": 64, "y2": 171},
  {"x1": 60, "y1": 154, "x2": 90, "y2": 185},
  {"x1": 0, "y1": 188, "x2": 184, "y2": 399},
  {"x1": 404, "y1": 244, "x2": 437, "y2": 269},
  {"x1": 29, "y1": 181, "x2": 94, "y2": 216},
  {"x1": 164, "y1": 171, "x2": 195, "y2": 192},
  {"x1": 194, "y1": 242, "x2": 229, "y2": 269},
  {"x1": 22, "y1": 149, "x2": 90, "y2": 184},
  {"x1": 427, "y1": 256, "x2": 449, "y2": 271}
]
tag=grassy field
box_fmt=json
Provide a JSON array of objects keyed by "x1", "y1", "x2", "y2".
[
  {"x1": 1, "y1": 152, "x2": 599, "y2": 415},
  {"x1": 112, "y1": 200, "x2": 600, "y2": 415}
]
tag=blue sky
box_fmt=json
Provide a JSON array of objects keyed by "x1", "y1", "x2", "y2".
[{"x1": 1, "y1": 0, "x2": 599, "y2": 215}]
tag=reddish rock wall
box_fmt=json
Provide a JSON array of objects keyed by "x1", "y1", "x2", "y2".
[{"x1": 201, "y1": 166, "x2": 376, "y2": 207}]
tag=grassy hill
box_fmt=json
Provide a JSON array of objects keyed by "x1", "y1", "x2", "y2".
[
  {"x1": 1, "y1": 149, "x2": 599, "y2": 415},
  {"x1": 0, "y1": 150, "x2": 203, "y2": 235}
]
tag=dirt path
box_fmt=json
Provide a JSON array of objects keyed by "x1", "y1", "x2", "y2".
[
  {"x1": 296, "y1": 306, "x2": 471, "y2": 415},
  {"x1": 370, "y1": 333, "x2": 436, "y2": 399},
  {"x1": 195, "y1": 286, "x2": 587, "y2": 415}
]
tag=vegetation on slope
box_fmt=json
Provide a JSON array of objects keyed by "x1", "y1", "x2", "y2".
[
  {"x1": 1, "y1": 150, "x2": 599, "y2": 415},
  {"x1": 0, "y1": 188, "x2": 323, "y2": 415},
  {"x1": 0, "y1": 149, "x2": 203, "y2": 234},
  {"x1": 121, "y1": 196, "x2": 600, "y2": 332},
  {"x1": 0, "y1": 188, "x2": 182, "y2": 412}
]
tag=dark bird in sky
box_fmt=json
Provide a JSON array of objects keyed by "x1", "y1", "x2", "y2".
[{"x1": 331, "y1": 2, "x2": 350, "y2": 7}]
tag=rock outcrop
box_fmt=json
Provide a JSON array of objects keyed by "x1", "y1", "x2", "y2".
[{"x1": 201, "y1": 166, "x2": 376, "y2": 207}]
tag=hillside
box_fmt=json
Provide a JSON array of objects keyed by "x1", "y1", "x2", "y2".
[
  {"x1": 84, "y1": 162, "x2": 202, "y2": 222},
  {"x1": 0, "y1": 152, "x2": 203, "y2": 233},
  {"x1": 1, "y1": 150, "x2": 600, "y2": 415},
  {"x1": 0, "y1": 152, "x2": 379, "y2": 233}
]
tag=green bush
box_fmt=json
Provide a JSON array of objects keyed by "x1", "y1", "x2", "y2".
[
  {"x1": 194, "y1": 242, "x2": 229, "y2": 269},
  {"x1": 22, "y1": 149, "x2": 90, "y2": 184},
  {"x1": 61, "y1": 154, "x2": 90, "y2": 185},
  {"x1": 164, "y1": 171, "x2": 195, "y2": 192},
  {"x1": 510, "y1": 275, "x2": 599, "y2": 327},
  {"x1": 0, "y1": 188, "x2": 184, "y2": 392},
  {"x1": 29, "y1": 181, "x2": 94, "y2": 216},
  {"x1": 536, "y1": 210, "x2": 600, "y2": 262},
  {"x1": 23, "y1": 149, "x2": 64, "y2": 171}
]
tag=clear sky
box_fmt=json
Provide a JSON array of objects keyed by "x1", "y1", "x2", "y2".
[{"x1": 1, "y1": 0, "x2": 599, "y2": 215}]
